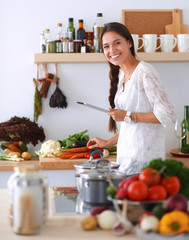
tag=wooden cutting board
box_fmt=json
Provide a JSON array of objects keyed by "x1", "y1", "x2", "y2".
[
  {"x1": 165, "y1": 9, "x2": 189, "y2": 35},
  {"x1": 39, "y1": 155, "x2": 117, "y2": 170}
]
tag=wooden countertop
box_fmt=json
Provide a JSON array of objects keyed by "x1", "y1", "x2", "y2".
[
  {"x1": 0, "y1": 153, "x2": 188, "y2": 172},
  {"x1": 0, "y1": 188, "x2": 138, "y2": 240}
]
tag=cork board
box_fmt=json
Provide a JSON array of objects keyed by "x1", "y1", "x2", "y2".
[
  {"x1": 122, "y1": 9, "x2": 174, "y2": 36},
  {"x1": 122, "y1": 9, "x2": 182, "y2": 52}
]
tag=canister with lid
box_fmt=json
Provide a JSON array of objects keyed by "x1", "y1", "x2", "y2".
[{"x1": 7, "y1": 165, "x2": 48, "y2": 235}]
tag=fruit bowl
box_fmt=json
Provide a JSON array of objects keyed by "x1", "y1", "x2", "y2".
[{"x1": 108, "y1": 196, "x2": 165, "y2": 224}]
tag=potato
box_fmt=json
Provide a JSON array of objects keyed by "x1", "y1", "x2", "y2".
[
  {"x1": 9, "y1": 151, "x2": 21, "y2": 157},
  {"x1": 21, "y1": 152, "x2": 32, "y2": 160},
  {"x1": 4, "y1": 148, "x2": 13, "y2": 155},
  {"x1": 81, "y1": 215, "x2": 98, "y2": 231}
]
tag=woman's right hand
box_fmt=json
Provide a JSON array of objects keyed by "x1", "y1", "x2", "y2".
[{"x1": 87, "y1": 137, "x2": 109, "y2": 149}]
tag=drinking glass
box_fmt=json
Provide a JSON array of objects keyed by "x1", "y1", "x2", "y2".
[{"x1": 174, "y1": 119, "x2": 188, "y2": 149}]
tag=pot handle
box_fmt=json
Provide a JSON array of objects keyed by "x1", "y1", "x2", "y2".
[
  {"x1": 89, "y1": 149, "x2": 104, "y2": 161},
  {"x1": 95, "y1": 159, "x2": 110, "y2": 169}
]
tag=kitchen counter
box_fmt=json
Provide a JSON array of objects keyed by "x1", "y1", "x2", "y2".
[
  {"x1": 0, "y1": 153, "x2": 189, "y2": 171},
  {"x1": 0, "y1": 153, "x2": 188, "y2": 188},
  {"x1": 0, "y1": 188, "x2": 139, "y2": 240}
]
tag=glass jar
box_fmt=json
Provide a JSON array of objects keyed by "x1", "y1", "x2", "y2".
[
  {"x1": 74, "y1": 40, "x2": 82, "y2": 53},
  {"x1": 7, "y1": 165, "x2": 48, "y2": 235}
]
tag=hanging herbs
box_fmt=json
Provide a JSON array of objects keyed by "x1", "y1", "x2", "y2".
[
  {"x1": 49, "y1": 64, "x2": 67, "y2": 109},
  {"x1": 33, "y1": 78, "x2": 42, "y2": 122}
]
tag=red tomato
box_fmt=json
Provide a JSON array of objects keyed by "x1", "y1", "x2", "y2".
[
  {"x1": 118, "y1": 179, "x2": 128, "y2": 189},
  {"x1": 138, "y1": 211, "x2": 153, "y2": 226},
  {"x1": 161, "y1": 176, "x2": 181, "y2": 195},
  {"x1": 116, "y1": 188, "x2": 128, "y2": 200},
  {"x1": 139, "y1": 168, "x2": 161, "y2": 187},
  {"x1": 13, "y1": 141, "x2": 19, "y2": 146},
  {"x1": 127, "y1": 181, "x2": 148, "y2": 201},
  {"x1": 122, "y1": 175, "x2": 139, "y2": 194},
  {"x1": 148, "y1": 185, "x2": 167, "y2": 201}
]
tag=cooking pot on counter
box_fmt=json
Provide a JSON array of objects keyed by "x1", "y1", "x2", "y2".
[
  {"x1": 74, "y1": 150, "x2": 120, "y2": 193},
  {"x1": 80, "y1": 159, "x2": 126, "y2": 205}
]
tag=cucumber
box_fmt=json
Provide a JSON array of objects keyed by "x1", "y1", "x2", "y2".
[
  {"x1": 0, "y1": 143, "x2": 8, "y2": 150},
  {"x1": 72, "y1": 141, "x2": 87, "y2": 148}
]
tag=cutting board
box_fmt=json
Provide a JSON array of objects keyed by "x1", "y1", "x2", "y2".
[
  {"x1": 39, "y1": 155, "x2": 117, "y2": 170},
  {"x1": 165, "y1": 9, "x2": 189, "y2": 35}
]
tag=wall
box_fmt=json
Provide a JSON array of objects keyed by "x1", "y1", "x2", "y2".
[{"x1": 0, "y1": 0, "x2": 189, "y2": 154}]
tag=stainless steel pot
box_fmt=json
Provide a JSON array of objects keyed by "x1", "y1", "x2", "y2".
[
  {"x1": 80, "y1": 159, "x2": 126, "y2": 204},
  {"x1": 74, "y1": 150, "x2": 119, "y2": 193}
]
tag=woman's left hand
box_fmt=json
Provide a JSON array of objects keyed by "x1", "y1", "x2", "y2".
[{"x1": 108, "y1": 108, "x2": 126, "y2": 122}]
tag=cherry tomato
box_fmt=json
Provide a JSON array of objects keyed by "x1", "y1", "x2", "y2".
[
  {"x1": 148, "y1": 185, "x2": 167, "y2": 201},
  {"x1": 127, "y1": 181, "x2": 148, "y2": 201},
  {"x1": 139, "y1": 168, "x2": 161, "y2": 187},
  {"x1": 161, "y1": 176, "x2": 181, "y2": 195},
  {"x1": 13, "y1": 141, "x2": 19, "y2": 146},
  {"x1": 118, "y1": 175, "x2": 138, "y2": 189},
  {"x1": 84, "y1": 153, "x2": 91, "y2": 159}
]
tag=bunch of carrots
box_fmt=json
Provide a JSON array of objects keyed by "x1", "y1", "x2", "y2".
[{"x1": 56, "y1": 147, "x2": 90, "y2": 159}]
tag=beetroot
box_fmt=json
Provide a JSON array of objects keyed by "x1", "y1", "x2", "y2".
[{"x1": 165, "y1": 194, "x2": 188, "y2": 212}]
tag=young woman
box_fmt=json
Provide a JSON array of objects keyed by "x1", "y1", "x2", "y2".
[{"x1": 88, "y1": 22, "x2": 176, "y2": 175}]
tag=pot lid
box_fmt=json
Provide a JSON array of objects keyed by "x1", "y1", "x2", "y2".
[
  {"x1": 80, "y1": 168, "x2": 126, "y2": 180},
  {"x1": 74, "y1": 159, "x2": 119, "y2": 170}
]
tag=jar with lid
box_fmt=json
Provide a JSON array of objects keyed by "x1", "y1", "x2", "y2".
[
  {"x1": 62, "y1": 32, "x2": 69, "y2": 53},
  {"x1": 74, "y1": 40, "x2": 82, "y2": 53},
  {"x1": 68, "y1": 32, "x2": 74, "y2": 53},
  {"x1": 44, "y1": 29, "x2": 56, "y2": 53},
  {"x1": 7, "y1": 165, "x2": 48, "y2": 235}
]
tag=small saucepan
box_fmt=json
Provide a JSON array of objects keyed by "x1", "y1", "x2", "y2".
[
  {"x1": 74, "y1": 150, "x2": 120, "y2": 193},
  {"x1": 80, "y1": 158, "x2": 126, "y2": 204}
]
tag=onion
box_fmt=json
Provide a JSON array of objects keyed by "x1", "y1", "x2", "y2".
[
  {"x1": 97, "y1": 210, "x2": 118, "y2": 230},
  {"x1": 165, "y1": 194, "x2": 188, "y2": 212}
]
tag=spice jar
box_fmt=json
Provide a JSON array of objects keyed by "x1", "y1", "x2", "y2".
[
  {"x1": 7, "y1": 165, "x2": 48, "y2": 235},
  {"x1": 74, "y1": 40, "x2": 82, "y2": 53}
]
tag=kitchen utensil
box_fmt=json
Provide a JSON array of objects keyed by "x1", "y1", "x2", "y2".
[
  {"x1": 80, "y1": 154, "x2": 126, "y2": 204},
  {"x1": 76, "y1": 101, "x2": 108, "y2": 113},
  {"x1": 74, "y1": 150, "x2": 119, "y2": 193}
]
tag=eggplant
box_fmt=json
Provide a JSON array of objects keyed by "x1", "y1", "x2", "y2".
[{"x1": 72, "y1": 141, "x2": 87, "y2": 148}]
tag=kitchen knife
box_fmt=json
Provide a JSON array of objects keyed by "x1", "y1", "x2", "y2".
[{"x1": 76, "y1": 101, "x2": 109, "y2": 113}]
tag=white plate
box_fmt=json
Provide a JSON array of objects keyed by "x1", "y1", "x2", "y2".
[{"x1": 136, "y1": 226, "x2": 189, "y2": 240}]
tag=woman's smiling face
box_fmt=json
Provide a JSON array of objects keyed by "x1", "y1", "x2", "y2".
[{"x1": 102, "y1": 31, "x2": 132, "y2": 66}]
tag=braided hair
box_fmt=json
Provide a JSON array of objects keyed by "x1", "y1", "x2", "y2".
[{"x1": 99, "y1": 22, "x2": 135, "y2": 133}]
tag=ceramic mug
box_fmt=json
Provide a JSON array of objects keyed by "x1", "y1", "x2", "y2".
[
  {"x1": 143, "y1": 34, "x2": 162, "y2": 52},
  {"x1": 160, "y1": 34, "x2": 177, "y2": 52},
  {"x1": 131, "y1": 34, "x2": 144, "y2": 52},
  {"x1": 177, "y1": 34, "x2": 189, "y2": 52}
]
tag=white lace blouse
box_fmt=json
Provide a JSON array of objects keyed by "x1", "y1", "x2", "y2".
[{"x1": 115, "y1": 61, "x2": 176, "y2": 175}]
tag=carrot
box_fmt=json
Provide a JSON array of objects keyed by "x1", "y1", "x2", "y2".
[
  {"x1": 63, "y1": 147, "x2": 89, "y2": 154},
  {"x1": 69, "y1": 152, "x2": 89, "y2": 159},
  {"x1": 56, "y1": 153, "x2": 76, "y2": 159},
  {"x1": 8, "y1": 143, "x2": 23, "y2": 154}
]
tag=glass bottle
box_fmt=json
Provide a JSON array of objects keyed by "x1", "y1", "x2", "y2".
[
  {"x1": 39, "y1": 31, "x2": 46, "y2": 53},
  {"x1": 77, "y1": 19, "x2": 86, "y2": 43},
  {"x1": 181, "y1": 105, "x2": 189, "y2": 153},
  {"x1": 55, "y1": 23, "x2": 63, "y2": 40},
  {"x1": 67, "y1": 18, "x2": 75, "y2": 40},
  {"x1": 93, "y1": 13, "x2": 104, "y2": 52}
]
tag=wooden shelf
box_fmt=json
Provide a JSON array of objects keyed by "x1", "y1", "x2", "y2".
[{"x1": 34, "y1": 52, "x2": 189, "y2": 63}]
